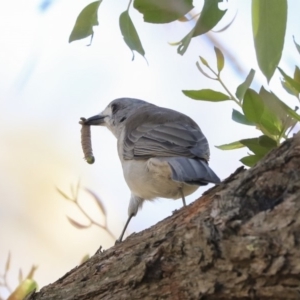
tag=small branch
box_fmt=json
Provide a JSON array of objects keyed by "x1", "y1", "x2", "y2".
[
  {"x1": 58, "y1": 184, "x2": 117, "y2": 241},
  {"x1": 28, "y1": 133, "x2": 300, "y2": 300},
  {"x1": 217, "y1": 74, "x2": 240, "y2": 106},
  {"x1": 74, "y1": 198, "x2": 115, "y2": 240},
  {"x1": 127, "y1": 0, "x2": 132, "y2": 11},
  {"x1": 206, "y1": 64, "x2": 241, "y2": 106}
]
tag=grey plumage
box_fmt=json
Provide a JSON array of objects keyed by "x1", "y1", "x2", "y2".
[
  {"x1": 85, "y1": 98, "x2": 220, "y2": 242},
  {"x1": 166, "y1": 157, "x2": 220, "y2": 185}
]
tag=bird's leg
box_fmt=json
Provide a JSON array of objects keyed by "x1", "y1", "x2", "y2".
[
  {"x1": 180, "y1": 188, "x2": 186, "y2": 207},
  {"x1": 115, "y1": 194, "x2": 143, "y2": 244},
  {"x1": 115, "y1": 214, "x2": 133, "y2": 244}
]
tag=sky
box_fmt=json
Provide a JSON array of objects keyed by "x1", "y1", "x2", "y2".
[{"x1": 0, "y1": 0, "x2": 299, "y2": 296}]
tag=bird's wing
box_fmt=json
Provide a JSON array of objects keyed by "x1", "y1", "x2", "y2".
[{"x1": 122, "y1": 105, "x2": 210, "y2": 160}]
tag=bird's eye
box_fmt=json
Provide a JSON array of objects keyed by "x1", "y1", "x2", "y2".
[{"x1": 111, "y1": 104, "x2": 118, "y2": 114}]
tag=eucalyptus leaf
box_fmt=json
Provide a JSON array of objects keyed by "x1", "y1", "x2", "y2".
[
  {"x1": 235, "y1": 69, "x2": 255, "y2": 101},
  {"x1": 214, "y1": 47, "x2": 224, "y2": 73},
  {"x1": 177, "y1": 30, "x2": 194, "y2": 56},
  {"x1": 252, "y1": 0, "x2": 287, "y2": 82},
  {"x1": 133, "y1": 0, "x2": 193, "y2": 23},
  {"x1": 199, "y1": 56, "x2": 209, "y2": 67},
  {"x1": 278, "y1": 67, "x2": 300, "y2": 93},
  {"x1": 240, "y1": 137, "x2": 271, "y2": 156},
  {"x1": 294, "y1": 66, "x2": 300, "y2": 84},
  {"x1": 182, "y1": 89, "x2": 231, "y2": 101},
  {"x1": 259, "y1": 87, "x2": 288, "y2": 126},
  {"x1": 119, "y1": 11, "x2": 145, "y2": 60},
  {"x1": 243, "y1": 89, "x2": 281, "y2": 137},
  {"x1": 261, "y1": 88, "x2": 300, "y2": 122},
  {"x1": 293, "y1": 36, "x2": 300, "y2": 55},
  {"x1": 240, "y1": 154, "x2": 262, "y2": 167},
  {"x1": 232, "y1": 109, "x2": 255, "y2": 126},
  {"x1": 258, "y1": 135, "x2": 278, "y2": 149},
  {"x1": 177, "y1": 0, "x2": 227, "y2": 55},
  {"x1": 69, "y1": 1, "x2": 101, "y2": 43},
  {"x1": 259, "y1": 105, "x2": 282, "y2": 136},
  {"x1": 242, "y1": 89, "x2": 264, "y2": 123},
  {"x1": 281, "y1": 79, "x2": 299, "y2": 97},
  {"x1": 215, "y1": 141, "x2": 244, "y2": 150}
]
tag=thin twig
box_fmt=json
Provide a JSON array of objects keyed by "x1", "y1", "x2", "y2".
[
  {"x1": 58, "y1": 184, "x2": 116, "y2": 241},
  {"x1": 206, "y1": 64, "x2": 241, "y2": 106},
  {"x1": 127, "y1": 0, "x2": 132, "y2": 11}
]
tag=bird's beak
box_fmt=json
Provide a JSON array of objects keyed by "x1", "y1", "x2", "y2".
[{"x1": 84, "y1": 114, "x2": 106, "y2": 126}]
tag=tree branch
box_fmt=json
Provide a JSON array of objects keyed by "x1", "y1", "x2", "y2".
[{"x1": 28, "y1": 132, "x2": 300, "y2": 300}]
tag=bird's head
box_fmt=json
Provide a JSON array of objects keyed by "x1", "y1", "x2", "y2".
[{"x1": 84, "y1": 98, "x2": 150, "y2": 137}]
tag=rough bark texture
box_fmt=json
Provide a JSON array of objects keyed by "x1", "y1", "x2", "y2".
[{"x1": 28, "y1": 133, "x2": 300, "y2": 300}]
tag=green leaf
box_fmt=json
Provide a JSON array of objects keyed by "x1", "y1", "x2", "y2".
[
  {"x1": 260, "y1": 87, "x2": 300, "y2": 123},
  {"x1": 240, "y1": 137, "x2": 271, "y2": 156},
  {"x1": 243, "y1": 88, "x2": 282, "y2": 136},
  {"x1": 177, "y1": 0, "x2": 227, "y2": 55},
  {"x1": 199, "y1": 56, "x2": 209, "y2": 67},
  {"x1": 215, "y1": 141, "x2": 245, "y2": 150},
  {"x1": 240, "y1": 155, "x2": 261, "y2": 167},
  {"x1": 259, "y1": 104, "x2": 283, "y2": 136},
  {"x1": 294, "y1": 66, "x2": 300, "y2": 84},
  {"x1": 214, "y1": 47, "x2": 224, "y2": 73},
  {"x1": 252, "y1": 0, "x2": 287, "y2": 82},
  {"x1": 235, "y1": 69, "x2": 255, "y2": 101},
  {"x1": 69, "y1": 1, "x2": 101, "y2": 43},
  {"x1": 259, "y1": 87, "x2": 300, "y2": 126},
  {"x1": 281, "y1": 78, "x2": 300, "y2": 97},
  {"x1": 258, "y1": 135, "x2": 278, "y2": 149},
  {"x1": 293, "y1": 36, "x2": 300, "y2": 55},
  {"x1": 182, "y1": 89, "x2": 231, "y2": 101},
  {"x1": 259, "y1": 87, "x2": 287, "y2": 125},
  {"x1": 279, "y1": 66, "x2": 300, "y2": 97},
  {"x1": 232, "y1": 109, "x2": 255, "y2": 126},
  {"x1": 242, "y1": 89, "x2": 264, "y2": 123},
  {"x1": 192, "y1": 0, "x2": 227, "y2": 36},
  {"x1": 7, "y1": 279, "x2": 38, "y2": 300},
  {"x1": 119, "y1": 11, "x2": 145, "y2": 60},
  {"x1": 133, "y1": 0, "x2": 193, "y2": 24},
  {"x1": 278, "y1": 67, "x2": 300, "y2": 93}
]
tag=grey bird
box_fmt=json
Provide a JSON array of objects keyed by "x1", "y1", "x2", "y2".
[{"x1": 85, "y1": 98, "x2": 220, "y2": 242}]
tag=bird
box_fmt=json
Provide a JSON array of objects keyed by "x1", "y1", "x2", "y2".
[{"x1": 84, "y1": 98, "x2": 220, "y2": 242}]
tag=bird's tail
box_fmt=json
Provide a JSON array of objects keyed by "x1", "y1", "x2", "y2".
[{"x1": 166, "y1": 157, "x2": 220, "y2": 185}]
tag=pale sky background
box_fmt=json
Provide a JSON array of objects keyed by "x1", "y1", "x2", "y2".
[{"x1": 0, "y1": 0, "x2": 299, "y2": 296}]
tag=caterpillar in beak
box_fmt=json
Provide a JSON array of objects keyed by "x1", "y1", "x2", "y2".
[{"x1": 79, "y1": 117, "x2": 95, "y2": 164}]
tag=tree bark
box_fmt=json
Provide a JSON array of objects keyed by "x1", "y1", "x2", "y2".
[{"x1": 28, "y1": 133, "x2": 300, "y2": 300}]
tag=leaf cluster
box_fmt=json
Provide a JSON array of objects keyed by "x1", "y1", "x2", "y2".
[
  {"x1": 69, "y1": 0, "x2": 228, "y2": 59},
  {"x1": 183, "y1": 40, "x2": 300, "y2": 166}
]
